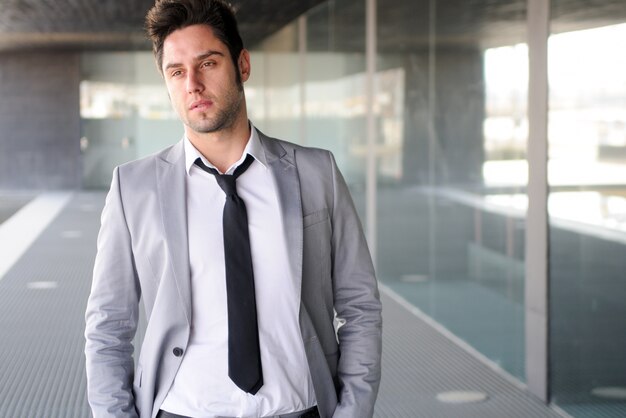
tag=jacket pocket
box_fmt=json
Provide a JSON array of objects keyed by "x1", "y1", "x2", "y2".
[{"x1": 303, "y1": 208, "x2": 329, "y2": 229}]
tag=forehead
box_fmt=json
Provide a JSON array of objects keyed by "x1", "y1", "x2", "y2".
[{"x1": 162, "y1": 24, "x2": 230, "y2": 65}]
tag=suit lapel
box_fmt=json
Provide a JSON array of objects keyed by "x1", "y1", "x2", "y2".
[
  {"x1": 157, "y1": 141, "x2": 192, "y2": 324},
  {"x1": 259, "y1": 132, "x2": 304, "y2": 293}
]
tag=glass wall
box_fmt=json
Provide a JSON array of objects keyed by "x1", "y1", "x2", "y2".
[
  {"x1": 247, "y1": 23, "x2": 303, "y2": 144},
  {"x1": 548, "y1": 1, "x2": 626, "y2": 416},
  {"x1": 248, "y1": 0, "x2": 368, "y2": 218},
  {"x1": 374, "y1": 0, "x2": 528, "y2": 380},
  {"x1": 80, "y1": 52, "x2": 181, "y2": 188},
  {"x1": 248, "y1": 0, "x2": 529, "y2": 381}
]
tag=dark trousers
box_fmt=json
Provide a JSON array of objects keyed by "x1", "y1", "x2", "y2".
[{"x1": 156, "y1": 405, "x2": 320, "y2": 418}]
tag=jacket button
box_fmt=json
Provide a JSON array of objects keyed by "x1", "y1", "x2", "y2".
[{"x1": 173, "y1": 347, "x2": 183, "y2": 357}]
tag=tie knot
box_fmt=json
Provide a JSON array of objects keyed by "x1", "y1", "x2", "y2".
[
  {"x1": 194, "y1": 154, "x2": 255, "y2": 197},
  {"x1": 216, "y1": 175, "x2": 237, "y2": 196}
]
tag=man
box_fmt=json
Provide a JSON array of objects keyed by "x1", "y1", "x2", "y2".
[{"x1": 84, "y1": 1, "x2": 382, "y2": 417}]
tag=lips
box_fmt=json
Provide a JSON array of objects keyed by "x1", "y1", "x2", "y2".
[{"x1": 189, "y1": 99, "x2": 213, "y2": 111}]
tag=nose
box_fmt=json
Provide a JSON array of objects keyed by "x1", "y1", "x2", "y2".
[{"x1": 186, "y1": 70, "x2": 204, "y2": 94}]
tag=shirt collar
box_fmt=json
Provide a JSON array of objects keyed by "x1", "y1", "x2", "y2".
[{"x1": 184, "y1": 122, "x2": 267, "y2": 175}]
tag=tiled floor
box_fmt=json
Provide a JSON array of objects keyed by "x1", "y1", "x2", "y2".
[{"x1": 0, "y1": 192, "x2": 567, "y2": 417}]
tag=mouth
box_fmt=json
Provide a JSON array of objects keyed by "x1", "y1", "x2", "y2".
[{"x1": 189, "y1": 99, "x2": 213, "y2": 111}]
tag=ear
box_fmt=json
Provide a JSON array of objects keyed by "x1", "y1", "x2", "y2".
[{"x1": 238, "y1": 49, "x2": 251, "y2": 82}]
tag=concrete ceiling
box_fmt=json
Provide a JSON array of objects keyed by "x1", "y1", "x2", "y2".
[
  {"x1": 304, "y1": 0, "x2": 626, "y2": 53},
  {"x1": 0, "y1": 0, "x2": 326, "y2": 52},
  {"x1": 1, "y1": 0, "x2": 625, "y2": 54}
]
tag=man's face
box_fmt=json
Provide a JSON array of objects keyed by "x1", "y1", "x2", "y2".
[{"x1": 161, "y1": 24, "x2": 249, "y2": 135}]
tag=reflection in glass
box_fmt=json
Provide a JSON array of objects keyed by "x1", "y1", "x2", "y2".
[
  {"x1": 549, "y1": 13, "x2": 626, "y2": 417},
  {"x1": 483, "y1": 44, "x2": 528, "y2": 188},
  {"x1": 253, "y1": 0, "x2": 532, "y2": 383},
  {"x1": 549, "y1": 23, "x2": 626, "y2": 187},
  {"x1": 246, "y1": 0, "x2": 533, "y2": 390},
  {"x1": 373, "y1": 0, "x2": 528, "y2": 382},
  {"x1": 248, "y1": 0, "x2": 368, "y2": 218},
  {"x1": 79, "y1": 52, "x2": 182, "y2": 189},
  {"x1": 80, "y1": 82, "x2": 176, "y2": 120}
]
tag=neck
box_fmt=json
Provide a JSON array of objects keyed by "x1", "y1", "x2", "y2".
[{"x1": 187, "y1": 114, "x2": 250, "y2": 173}]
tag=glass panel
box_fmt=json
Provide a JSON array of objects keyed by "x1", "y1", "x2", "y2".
[
  {"x1": 548, "y1": 1, "x2": 626, "y2": 416},
  {"x1": 304, "y1": 0, "x2": 367, "y2": 219},
  {"x1": 305, "y1": 0, "x2": 367, "y2": 208},
  {"x1": 80, "y1": 52, "x2": 180, "y2": 189},
  {"x1": 376, "y1": 0, "x2": 528, "y2": 380},
  {"x1": 248, "y1": 0, "x2": 367, "y2": 218},
  {"x1": 248, "y1": 22, "x2": 302, "y2": 142}
]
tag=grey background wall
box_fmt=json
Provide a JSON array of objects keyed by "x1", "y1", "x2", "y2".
[{"x1": 0, "y1": 52, "x2": 81, "y2": 190}]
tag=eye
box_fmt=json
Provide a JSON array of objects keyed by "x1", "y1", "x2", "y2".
[
  {"x1": 170, "y1": 69, "x2": 183, "y2": 78},
  {"x1": 201, "y1": 60, "x2": 216, "y2": 68}
]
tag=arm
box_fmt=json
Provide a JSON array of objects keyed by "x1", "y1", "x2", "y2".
[
  {"x1": 328, "y1": 153, "x2": 383, "y2": 418},
  {"x1": 85, "y1": 167, "x2": 141, "y2": 418}
]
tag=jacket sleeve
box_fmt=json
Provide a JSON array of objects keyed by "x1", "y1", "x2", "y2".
[
  {"x1": 85, "y1": 166, "x2": 141, "y2": 418},
  {"x1": 327, "y1": 152, "x2": 383, "y2": 418}
]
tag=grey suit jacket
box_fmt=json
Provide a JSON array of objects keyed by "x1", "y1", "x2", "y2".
[{"x1": 85, "y1": 131, "x2": 382, "y2": 418}]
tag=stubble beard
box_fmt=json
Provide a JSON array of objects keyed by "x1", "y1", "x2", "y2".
[{"x1": 185, "y1": 82, "x2": 244, "y2": 134}]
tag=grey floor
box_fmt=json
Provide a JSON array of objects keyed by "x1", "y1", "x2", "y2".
[
  {"x1": 0, "y1": 192, "x2": 35, "y2": 223},
  {"x1": 0, "y1": 192, "x2": 567, "y2": 417}
]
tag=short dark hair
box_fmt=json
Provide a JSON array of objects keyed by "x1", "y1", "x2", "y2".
[{"x1": 145, "y1": 0, "x2": 244, "y2": 74}]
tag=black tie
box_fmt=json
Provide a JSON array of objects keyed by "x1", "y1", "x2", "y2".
[{"x1": 194, "y1": 154, "x2": 263, "y2": 395}]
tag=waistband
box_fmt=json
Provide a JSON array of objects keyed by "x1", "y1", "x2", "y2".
[{"x1": 156, "y1": 405, "x2": 319, "y2": 418}]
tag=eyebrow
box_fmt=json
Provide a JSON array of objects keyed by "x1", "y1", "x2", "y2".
[{"x1": 163, "y1": 50, "x2": 225, "y2": 72}]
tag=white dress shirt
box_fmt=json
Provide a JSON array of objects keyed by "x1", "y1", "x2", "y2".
[{"x1": 160, "y1": 125, "x2": 316, "y2": 418}]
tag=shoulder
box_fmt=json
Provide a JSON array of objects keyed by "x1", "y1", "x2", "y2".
[
  {"x1": 257, "y1": 130, "x2": 334, "y2": 169},
  {"x1": 261, "y1": 132, "x2": 328, "y2": 155},
  {"x1": 116, "y1": 140, "x2": 183, "y2": 177},
  {"x1": 108, "y1": 141, "x2": 184, "y2": 199}
]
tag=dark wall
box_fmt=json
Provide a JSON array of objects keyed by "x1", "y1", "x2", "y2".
[
  {"x1": 0, "y1": 52, "x2": 81, "y2": 189},
  {"x1": 550, "y1": 226, "x2": 626, "y2": 402}
]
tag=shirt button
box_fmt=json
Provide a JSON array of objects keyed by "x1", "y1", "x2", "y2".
[{"x1": 172, "y1": 347, "x2": 183, "y2": 357}]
